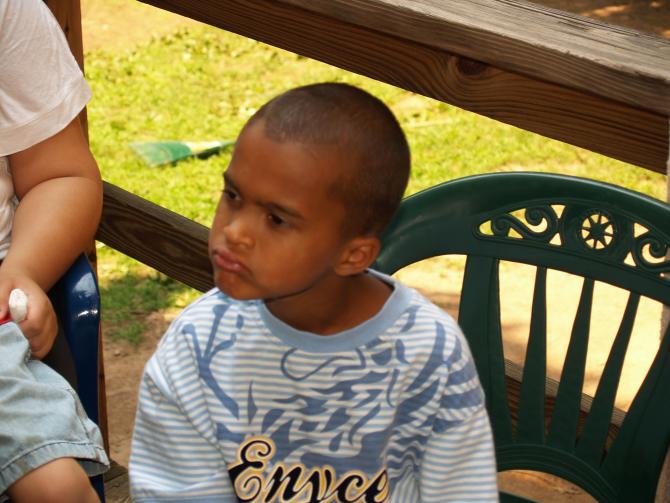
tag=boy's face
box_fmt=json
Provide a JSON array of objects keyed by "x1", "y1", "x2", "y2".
[{"x1": 209, "y1": 120, "x2": 354, "y2": 302}]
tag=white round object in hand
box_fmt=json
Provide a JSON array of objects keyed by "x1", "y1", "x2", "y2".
[{"x1": 9, "y1": 288, "x2": 28, "y2": 322}]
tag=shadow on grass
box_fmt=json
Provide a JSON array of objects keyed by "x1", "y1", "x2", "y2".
[{"x1": 100, "y1": 271, "x2": 199, "y2": 345}]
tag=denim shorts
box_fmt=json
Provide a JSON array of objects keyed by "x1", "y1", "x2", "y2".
[{"x1": 0, "y1": 322, "x2": 109, "y2": 499}]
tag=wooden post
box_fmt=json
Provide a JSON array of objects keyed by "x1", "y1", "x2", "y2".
[{"x1": 45, "y1": 0, "x2": 110, "y2": 455}]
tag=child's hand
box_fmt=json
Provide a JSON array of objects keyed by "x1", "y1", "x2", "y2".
[{"x1": 0, "y1": 275, "x2": 57, "y2": 359}]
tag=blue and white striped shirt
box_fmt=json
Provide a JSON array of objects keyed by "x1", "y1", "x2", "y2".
[{"x1": 130, "y1": 272, "x2": 498, "y2": 502}]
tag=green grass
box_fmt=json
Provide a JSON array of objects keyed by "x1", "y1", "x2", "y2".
[{"x1": 86, "y1": 25, "x2": 667, "y2": 343}]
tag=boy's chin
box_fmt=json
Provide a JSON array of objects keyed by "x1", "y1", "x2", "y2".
[{"x1": 217, "y1": 283, "x2": 261, "y2": 302}]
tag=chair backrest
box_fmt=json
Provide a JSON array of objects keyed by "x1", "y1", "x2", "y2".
[
  {"x1": 375, "y1": 172, "x2": 670, "y2": 502},
  {"x1": 48, "y1": 253, "x2": 105, "y2": 501}
]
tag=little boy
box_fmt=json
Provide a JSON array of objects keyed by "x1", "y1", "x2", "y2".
[{"x1": 130, "y1": 83, "x2": 498, "y2": 502}]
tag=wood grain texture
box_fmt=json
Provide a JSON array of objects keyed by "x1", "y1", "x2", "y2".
[
  {"x1": 139, "y1": 0, "x2": 668, "y2": 173},
  {"x1": 96, "y1": 182, "x2": 214, "y2": 293},
  {"x1": 280, "y1": 0, "x2": 670, "y2": 115}
]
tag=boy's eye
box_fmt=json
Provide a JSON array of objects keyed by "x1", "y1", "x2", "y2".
[
  {"x1": 267, "y1": 213, "x2": 286, "y2": 227},
  {"x1": 223, "y1": 188, "x2": 238, "y2": 201}
]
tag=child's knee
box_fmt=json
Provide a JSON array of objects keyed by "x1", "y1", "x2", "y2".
[{"x1": 7, "y1": 458, "x2": 99, "y2": 503}]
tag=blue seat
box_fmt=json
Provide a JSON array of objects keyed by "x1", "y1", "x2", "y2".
[{"x1": 48, "y1": 253, "x2": 105, "y2": 501}]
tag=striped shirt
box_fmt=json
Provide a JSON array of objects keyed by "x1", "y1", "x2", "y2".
[{"x1": 130, "y1": 271, "x2": 498, "y2": 502}]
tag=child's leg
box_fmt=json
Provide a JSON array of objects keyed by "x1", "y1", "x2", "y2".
[
  {"x1": 6, "y1": 458, "x2": 99, "y2": 503},
  {"x1": 0, "y1": 324, "x2": 109, "y2": 501}
]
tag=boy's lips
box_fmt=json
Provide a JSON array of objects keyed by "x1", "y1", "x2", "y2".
[{"x1": 212, "y1": 248, "x2": 248, "y2": 273}]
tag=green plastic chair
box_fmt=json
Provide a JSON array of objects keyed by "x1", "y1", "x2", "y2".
[{"x1": 375, "y1": 172, "x2": 670, "y2": 502}]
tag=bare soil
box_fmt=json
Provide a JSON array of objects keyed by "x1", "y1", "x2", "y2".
[{"x1": 86, "y1": 0, "x2": 670, "y2": 500}]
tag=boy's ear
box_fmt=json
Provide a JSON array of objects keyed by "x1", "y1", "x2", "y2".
[{"x1": 335, "y1": 236, "x2": 381, "y2": 276}]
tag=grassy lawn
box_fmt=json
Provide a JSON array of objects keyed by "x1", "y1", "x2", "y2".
[{"x1": 86, "y1": 21, "x2": 666, "y2": 343}]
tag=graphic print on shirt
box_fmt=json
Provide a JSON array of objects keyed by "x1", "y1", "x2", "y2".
[
  {"x1": 228, "y1": 435, "x2": 389, "y2": 502},
  {"x1": 183, "y1": 299, "x2": 483, "y2": 502}
]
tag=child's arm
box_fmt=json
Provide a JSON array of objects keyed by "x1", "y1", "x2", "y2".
[
  {"x1": 419, "y1": 407, "x2": 499, "y2": 501},
  {"x1": 418, "y1": 333, "x2": 499, "y2": 502},
  {"x1": 0, "y1": 118, "x2": 102, "y2": 358},
  {"x1": 130, "y1": 328, "x2": 238, "y2": 501}
]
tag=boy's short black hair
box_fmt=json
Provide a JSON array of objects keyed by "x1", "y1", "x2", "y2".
[{"x1": 246, "y1": 82, "x2": 410, "y2": 236}]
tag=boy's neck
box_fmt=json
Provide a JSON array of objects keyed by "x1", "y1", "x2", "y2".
[{"x1": 264, "y1": 272, "x2": 392, "y2": 335}]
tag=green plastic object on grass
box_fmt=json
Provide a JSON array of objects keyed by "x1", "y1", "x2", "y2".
[{"x1": 129, "y1": 140, "x2": 235, "y2": 167}]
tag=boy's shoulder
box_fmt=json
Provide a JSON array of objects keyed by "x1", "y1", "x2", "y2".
[
  {"x1": 376, "y1": 270, "x2": 470, "y2": 356},
  {"x1": 372, "y1": 269, "x2": 459, "y2": 329}
]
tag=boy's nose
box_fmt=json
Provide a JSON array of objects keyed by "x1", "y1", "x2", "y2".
[{"x1": 222, "y1": 215, "x2": 254, "y2": 249}]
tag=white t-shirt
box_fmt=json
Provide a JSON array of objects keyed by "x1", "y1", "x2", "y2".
[{"x1": 0, "y1": 0, "x2": 92, "y2": 259}]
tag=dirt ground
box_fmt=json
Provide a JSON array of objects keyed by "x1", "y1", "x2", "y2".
[{"x1": 86, "y1": 0, "x2": 670, "y2": 500}]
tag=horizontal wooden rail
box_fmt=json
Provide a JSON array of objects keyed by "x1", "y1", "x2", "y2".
[
  {"x1": 140, "y1": 0, "x2": 669, "y2": 173},
  {"x1": 96, "y1": 182, "x2": 213, "y2": 293},
  {"x1": 281, "y1": 0, "x2": 670, "y2": 116}
]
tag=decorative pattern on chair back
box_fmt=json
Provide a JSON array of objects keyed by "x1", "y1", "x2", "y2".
[{"x1": 478, "y1": 201, "x2": 670, "y2": 288}]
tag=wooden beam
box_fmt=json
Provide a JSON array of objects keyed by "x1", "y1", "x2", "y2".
[
  {"x1": 96, "y1": 182, "x2": 214, "y2": 293},
  {"x1": 280, "y1": 0, "x2": 670, "y2": 116},
  {"x1": 138, "y1": 0, "x2": 669, "y2": 173}
]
